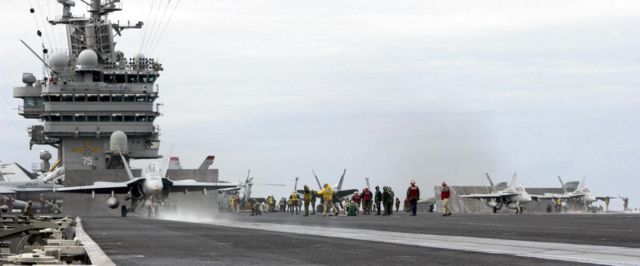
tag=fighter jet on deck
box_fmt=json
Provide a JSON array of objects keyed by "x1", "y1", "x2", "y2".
[
  {"x1": 219, "y1": 170, "x2": 285, "y2": 206},
  {"x1": 460, "y1": 173, "x2": 538, "y2": 213},
  {"x1": 165, "y1": 155, "x2": 215, "y2": 174},
  {"x1": 0, "y1": 162, "x2": 63, "y2": 213},
  {"x1": 55, "y1": 152, "x2": 237, "y2": 217},
  {"x1": 538, "y1": 176, "x2": 615, "y2": 211},
  {"x1": 311, "y1": 169, "x2": 358, "y2": 203}
]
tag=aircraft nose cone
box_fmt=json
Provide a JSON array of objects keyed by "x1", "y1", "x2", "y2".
[{"x1": 146, "y1": 180, "x2": 163, "y2": 195}]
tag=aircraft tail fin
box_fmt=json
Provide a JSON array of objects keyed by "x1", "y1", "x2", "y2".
[
  {"x1": 578, "y1": 176, "x2": 587, "y2": 190},
  {"x1": 557, "y1": 176, "x2": 568, "y2": 194},
  {"x1": 337, "y1": 169, "x2": 346, "y2": 190},
  {"x1": 509, "y1": 173, "x2": 518, "y2": 189},
  {"x1": 198, "y1": 156, "x2": 215, "y2": 170},
  {"x1": 14, "y1": 163, "x2": 37, "y2": 180},
  {"x1": 117, "y1": 151, "x2": 135, "y2": 180},
  {"x1": 485, "y1": 172, "x2": 495, "y2": 187},
  {"x1": 312, "y1": 170, "x2": 323, "y2": 190}
]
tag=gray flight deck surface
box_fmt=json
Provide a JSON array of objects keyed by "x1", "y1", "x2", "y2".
[
  {"x1": 218, "y1": 212, "x2": 640, "y2": 248},
  {"x1": 78, "y1": 213, "x2": 629, "y2": 266}
]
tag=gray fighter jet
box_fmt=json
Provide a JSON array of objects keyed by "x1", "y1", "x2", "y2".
[
  {"x1": 55, "y1": 152, "x2": 237, "y2": 216},
  {"x1": 460, "y1": 173, "x2": 538, "y2": 213},
  {"x1": 538, "y1": 176, "x2": 616, "y2": 211},
  {"x1": 0, "y1": 162, "x2": 63, "y2": 213},
  {"x1": 219, "y1": 170, "x2": 285, "y2": 205},
  {"x1": 310, "y1": 169, "x2": 358, "y2": 203}
]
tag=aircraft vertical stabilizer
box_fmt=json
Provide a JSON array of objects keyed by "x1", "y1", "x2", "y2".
[
  {"x1": 485, "y1": 172, "x2": 495, "y2": 187},
  {"x1": 578, "y1": 176, "x2": 587, "y2": 191},
  {"x1": 557, "y1": 176, "x2": 568, "y2": 194},
  {"x1": 312, "y1": 170, "x2": 323, "y2": 190},
  {"x1": 337, "y1": 169, "x2": 346, "y2": 190},
  {"x1": 198, "y1": 156, "x2": 215, "y2": 170},
  {"x1": 509, "y1": 173, "x2": 518, "y2": 189},
  {"x1": 118, "y1": 151, "x2": 135, "y2": 180}
]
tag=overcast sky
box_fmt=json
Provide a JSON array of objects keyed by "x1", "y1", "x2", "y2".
[{"x1": 1, "y1": 0, "x2": 639, "y2": 209}]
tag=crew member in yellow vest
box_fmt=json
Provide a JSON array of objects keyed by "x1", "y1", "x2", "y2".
[
  {"x1": 290, "y1": 192, "x2": 300, "y2": 215},
  {"x1": 317, "y1": 183, "x2": 339, "y2": 217}
]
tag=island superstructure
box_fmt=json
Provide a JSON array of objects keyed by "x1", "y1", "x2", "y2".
[
  {"x1": 10, "y1": 0, "x2": 221, "y2": 216},
  {"x1": 13, "y1": 0, "x2": 161, "y2": 171}
]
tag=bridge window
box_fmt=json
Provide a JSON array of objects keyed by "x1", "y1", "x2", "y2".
[
  {"x1": 74, "y1": 95, "x2": 86, "y2": 102},
  {"x1": 123, "y1": 95, "x2": 135, "y2": 102},
  {"x1": 99, "y1": 115, "x2": 110, "y2": 122},
  {"x1": 62, "y1": 115, "x2": 73, "y2": 122},
  {"x1": 127, "y1": 74, "x2": 138, "y2": 83},
  {"x1": 87, "y1": 115, "x2": 98, "y2": 122},
  {"x1": 48, "y1": 95, "x2": 61, "y2": 102},
  {"x1": 104, "y1": 74, "x2": 115, "y2": 84},
  {"x1": 124, "y1": 115, "x2": 135, "y2": 122},
  {"x1": 136, "y1": 95, "x2": 147, "y2": 102},
  {"x1": 112, "y1": 95, "x2": 123, "y2": 102},
  {"x1": 24, "y1": 97, "x2": 43, "y2": 107},
  {"x1": 115, "y1": 74, "x2": 126, "y2": 83},
  {"x1": 62, "y1": 95, "x2": 74, "y2": 102},
  {"x1": 148, "y1": 75, "x2": 157, "y2": 83},
  {"x1": 148, "y1": 116, "x2": 156, "y2": 122},
  {"x1": 112, "y1": 115, "x2": 123, "y2": 122},
  {"x1": 99, "y1": 95, "x2": 111, "y2": 102},
  {"x1": 50, "y1": 115, "x2": 61, "y2": 122},
  {"x1": 93, "y1": 72, "x2": 101, "y2": 82},
  {"x1": 75, "y1": 115, "x2": 86, "y2": 122}
]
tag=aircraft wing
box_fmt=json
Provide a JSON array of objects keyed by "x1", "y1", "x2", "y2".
[
  {"x1": 166, "y1": 179, "x2": 239, "y2": 193},
  {"x1": 55, "y1": 178, "x2": 145, "y2": 194},
  {"x1": 460, "y1": 192, "x2": 517, "y2": 199},
  {"x1": 596, "y1": 196, "x2": 617, "y2": 201},
  {"x1": 8, "y1": 187, "x2": 58, "y2": 193},
  {"x1": 335, "y1": 189, "x2": 358, "y2": 199},
  {"x1": 249, "y1": 197, "x2": 266, "y2": 203},
  {"x1": 218, "y1": 186, "x2": 242, "y2": 192},
  {"x1": 0, "y1": 186, "x2": 17, "y2": 194},
  {"x1": 535, "y1": 193, "x2": 571, "y2": 200}
]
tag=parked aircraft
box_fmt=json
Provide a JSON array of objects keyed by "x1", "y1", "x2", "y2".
[
  {"x1": 0, "y1": 162, "x2": 63, "y2": 213},
  {"x1": 219, "y1": 170, "x2": 285, "y2": 206},
  {"x1": 460, "y1": 173, "x2": 537, "y2": 213},
  {"x1": 165, "y1": 156, "x2": 215, "y2": 173},
  {"x1": 538, "y1": 176, "x2": 615, "y2": 211},
  {"x1": 55, "y1": 152, "x2": 236, "y2": 216},
  {"x1": 311, "y1": 169, "x2": 358, "y2": 203}
]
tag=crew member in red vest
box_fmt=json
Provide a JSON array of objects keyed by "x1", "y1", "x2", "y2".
[
  {"x1": 351, "y1": 192, "x2": 361, "y2": 214},
  {"x1": 406, "y1": 180, "x2": 420, "y2": 216},
  {"x1": 441, "y1": 182, "x2": 452, "y2": 216}
]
